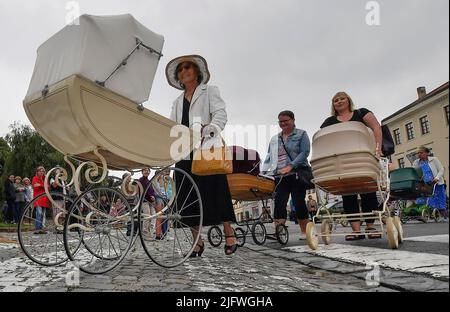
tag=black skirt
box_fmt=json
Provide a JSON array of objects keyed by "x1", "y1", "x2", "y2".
[{"x1": 175, "y1": 157, "x2": 236, "y2": 227}]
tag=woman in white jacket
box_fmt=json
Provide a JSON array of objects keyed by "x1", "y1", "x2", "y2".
[
  {"x1": 167, "y1": 55, "x2": 237, "y2": 256},
  {"x1": 413, "y1": 146, "x2": 447, "y2": 219}
]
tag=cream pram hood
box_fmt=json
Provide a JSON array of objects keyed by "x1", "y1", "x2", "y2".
[{"x1": 25, "y1": 14, "x2": 164, "y2": 103}]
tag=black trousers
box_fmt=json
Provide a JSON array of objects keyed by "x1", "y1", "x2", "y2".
[
  {"x1": 342, "y1": 192, "x2": 379, "y2": 224},
  {"x1": 6, "y1": 200, "x2": 15, "y2": 223},
  {"x1": 274, "y1": 175, "x2": 308, "y2": 220}
]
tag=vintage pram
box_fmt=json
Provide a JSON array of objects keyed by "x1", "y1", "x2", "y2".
[
  {"x1": 18, "y1": 14, "x2": 204, "y2": 274},
  {"x1": 389, "y1": 167, "x2": 439, "y2": 223},
  {"x1": 207, "y1": 147, "x2": 289, "y2": 248},
  {"x1": 307, "y1": 121, "x2": 404, "y2": 250}
]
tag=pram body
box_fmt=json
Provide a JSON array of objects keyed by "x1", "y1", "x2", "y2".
[{"x1": 307, "y1": 121, "x2": 402, "y2": 250}]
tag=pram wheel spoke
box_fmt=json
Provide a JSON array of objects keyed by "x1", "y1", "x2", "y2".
[
  {"x1": 139, "y1": 167, "x2": 203, "y2": 268},
  {"x1": 63, "y1": 187, "x2": 134, "y2": 275},
  {"x1": 208, "y1": 225, "x2": 223, "y2": 247},
  {"x1": 18, "y1": 192, "x2": 73, "y2": 266},
  {"x1": 251, "y1": 222, "x2": 266, "y2": 245}
]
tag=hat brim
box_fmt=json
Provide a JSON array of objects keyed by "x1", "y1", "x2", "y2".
[{"x1": 165, "y1": 55, "x2": 210, "y2": 90}]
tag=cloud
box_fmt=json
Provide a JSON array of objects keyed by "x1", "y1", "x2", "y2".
[{"x1": 0, "y1": 0, "x2": 448, "y2": 158}]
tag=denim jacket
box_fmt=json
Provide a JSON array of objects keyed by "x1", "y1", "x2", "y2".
[{"x1": 261, "y1": 128, "x2": 311, "y2": 176}]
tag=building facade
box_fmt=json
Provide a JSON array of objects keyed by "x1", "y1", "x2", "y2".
[{"x1": 382, "y1": 82, "x2": 449, "y2": 194}]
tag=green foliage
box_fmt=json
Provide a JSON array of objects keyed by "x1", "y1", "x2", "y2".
[
  {"x1": 0, "y1": 122, "x2": 66, "y2": 205},
  {"x1": 0, "y1": 137, "x2": 10, "y2": 175}
]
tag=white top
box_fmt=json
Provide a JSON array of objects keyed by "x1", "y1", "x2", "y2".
[
  {"x1": 25, "y1": 14, "x2": 164, "y2": 104},
  {"x1": 412, "y1": 157, "x2": 446, "y2": 185}
]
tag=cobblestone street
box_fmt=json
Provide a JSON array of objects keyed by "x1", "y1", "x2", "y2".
[{"x1": 1, "y1": 221, "x2": 448, "y2": 292}]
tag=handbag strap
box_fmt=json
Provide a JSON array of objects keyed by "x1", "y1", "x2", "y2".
[
  {"x1": 280, "y1": 135, "x2": 294, "y2": 162},
  {"x1": 281, "y1": 132, "x2": 307, "y2": 163},
  {"x1": 200, "y1": 135, "x2": 227, "y2": 149}
]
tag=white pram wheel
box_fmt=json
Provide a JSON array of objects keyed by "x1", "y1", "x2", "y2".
[
  {"x1": 393, "y1": 216, "x2": 404, "y2": 244},
  {"x1": 63, "y1": 187, "x2": 135, "y2": 274},
  {"x1": 18, "y1": 192, "x2": 74, "y2": 266},
  {"x1": 386, "y1": 217, "x2": 399, "y2": 249},
  {"x1": 320, "y1": 220, "x2": 332, "y2": 245},
  {"x1": 139, "y1": 167, "x2": 203, "y2": 268},
  {"x1": 306, "y1": 222, "x2": 319, "y2": 250}
]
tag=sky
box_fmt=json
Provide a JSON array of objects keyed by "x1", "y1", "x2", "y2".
[{"x1": 0, "y1": 0, "x2": 448, "y2": 159}]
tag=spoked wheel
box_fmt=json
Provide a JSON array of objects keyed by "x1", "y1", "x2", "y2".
[
  {"x1": 18, "y1": 192, "x2": 74, "y2": 266},
  {"x1": 208, "y1": 226, "x2": 223, "y2": 247},
  {"x1": 251, "y1": 222, "x2": 267, "y2": 245},
  {"x1": 139, "y1": 167, "x2": 203, "y2": 268},
  {"x1": 275, "y1": 224, "x2": 289, "y2": 245},
  {"x1": 306, "y1": 222, "x2": 319, "y2": 250},
  {"x1": 320, "y1": 219, "x2": 332, "y2": 245},
  {"x1": 234, "y1": 227, "x2": 246, "y2": 247},
  {"x1": 432, "y1": 209, "x2": 442, "y2": 223},
  {"x1": 63, "y1": 187, "x2": 135, "y2": 274},
  {"x1": 386, "y1": 217, "x2": 399, "y2": 249}
]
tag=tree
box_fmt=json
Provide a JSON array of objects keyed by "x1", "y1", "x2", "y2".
[
  {"x1": 0, "y1": 137, "x2": 10, "y2": 176},
  {"x1": 1, "y1": 122, "x2": 66, "y2": 195}
]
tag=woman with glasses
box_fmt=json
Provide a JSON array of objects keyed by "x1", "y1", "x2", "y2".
[
  {"x1": 167, "y1": 55, "x2": 237, "y2": 256},
  {"x1": 262, "y1": 110, "x2": 311, "y2": 239},
  {"x1": 32, "y1": 166, "x2": 50, "y2": 234}
]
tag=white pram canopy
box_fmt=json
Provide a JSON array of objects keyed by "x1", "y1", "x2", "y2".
[{"x1": 25, "y1": 14, "x2": 164, "y2": 104}]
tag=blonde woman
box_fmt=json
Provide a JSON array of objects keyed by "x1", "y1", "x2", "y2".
[{"x1": 320, "y1": 92, "x2": 383, "y2": 240}]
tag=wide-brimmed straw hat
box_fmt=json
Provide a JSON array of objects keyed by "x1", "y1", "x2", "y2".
[{"x1": 165, "y1": 55, "x2": 210, "y2": 90}]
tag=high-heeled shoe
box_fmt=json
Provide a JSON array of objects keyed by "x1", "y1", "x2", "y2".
[
  {"x1": 189, "y1": 241, "x2": 205, "y2": 258},
  {"x1": 224, "y1": 235, "x2": 238, "y2": 256}
]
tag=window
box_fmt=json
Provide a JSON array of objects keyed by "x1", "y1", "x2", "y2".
[
  {"x1": 419, "y1": 116, "x2": 430, "y2": 135},
  {"x1": 406, "y1": 152, "x2": 418, "y2": 165},
  {"x1": 445, "y1": 105, "x2": 449, "y2": 125},
  {"x1": 398, "y1": 158, "x2": 405, "y2": 168},
  {"x1": 405, "y1": 122, "x2": 415, "y2": 140},
  {"x1": 393, "y1": 128, "x2": 401, "y2": 145}
]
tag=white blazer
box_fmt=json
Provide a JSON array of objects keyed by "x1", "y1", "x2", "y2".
[{"x1": 170, "y1": 84, "x2": 228, "y2": 133}]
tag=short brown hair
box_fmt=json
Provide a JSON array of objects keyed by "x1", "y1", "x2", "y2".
[{"x1": 278, "y1": 110, "x2": 295, "y2": 120}]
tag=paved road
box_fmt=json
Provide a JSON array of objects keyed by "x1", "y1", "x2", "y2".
[{"x1": 0, "y1": 220, "x2": 448, "y2": 292}]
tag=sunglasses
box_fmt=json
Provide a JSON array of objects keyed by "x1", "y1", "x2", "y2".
[{"x1": 177, "y1": 63, "x2": 193, "y2": 73}]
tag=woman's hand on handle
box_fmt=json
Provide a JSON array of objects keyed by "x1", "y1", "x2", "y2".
[
  {"x1": 278, "y1": 165, "x2": 293, "y2": 175},
  {"x1": 201, "y1": 124, "x2": 218, "y2": 138}
]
